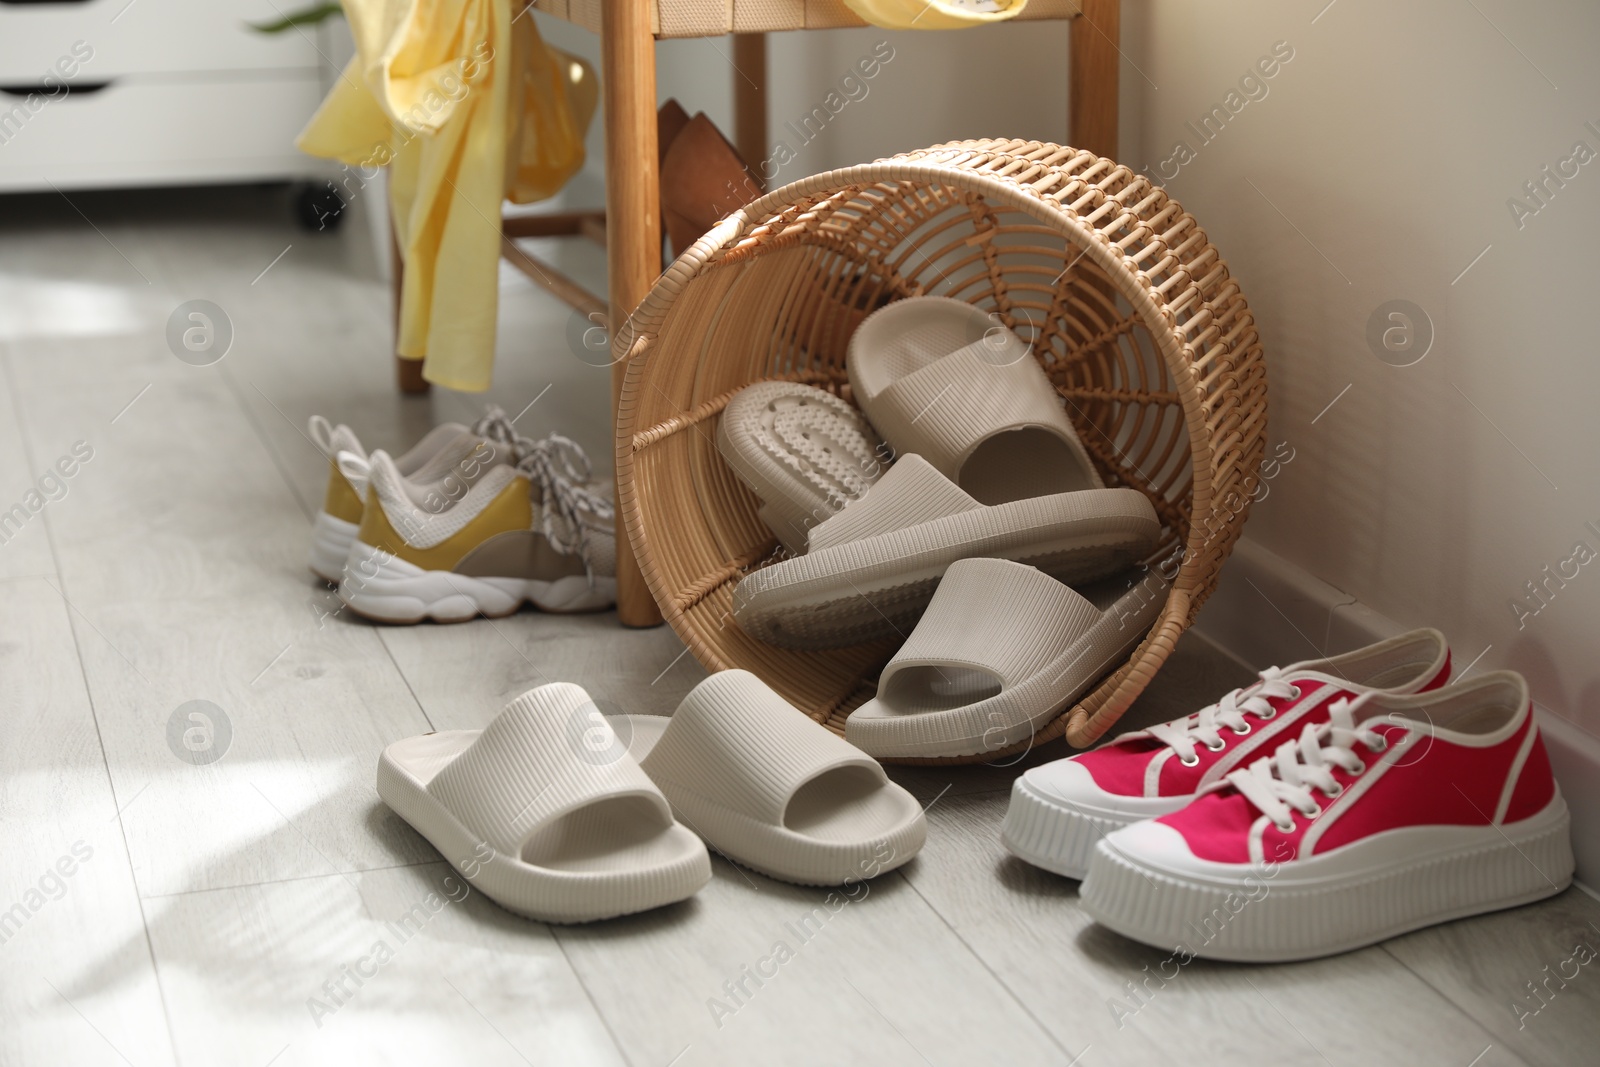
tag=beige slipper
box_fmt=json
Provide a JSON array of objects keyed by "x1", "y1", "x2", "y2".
[
  {"x1": 377, "y1": 683, "x2": 710, "y2": 923},
  {"x1": 848, "y1": 296, "x2": 1103, "y2": 504},
  {"x1": 716, "y1": 381, "x2": 889, "y2": 552},
  {"x1": 732, "y1": 454, "x2": 1159, "y2": 649},
  {"x1": 846, "y1": 560, "x2": 1167, "y2": 759},
  {"x1": 615, "y1": 670, "x2": 925, "y2": 886}
]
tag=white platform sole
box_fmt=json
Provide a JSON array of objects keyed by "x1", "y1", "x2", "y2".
[
  {"x1": 340, "y1": 540, "x2": 617, "y2": 623},
  {"x1": 1080, "y1": 796, "x2": 1575, "y2": 961},
  {"x1": 309, "y1": 511, "x2": 359, "y2": 583},
  {"x1": 1001, "y1": 775, "x2": 1185, "y2": 880}
]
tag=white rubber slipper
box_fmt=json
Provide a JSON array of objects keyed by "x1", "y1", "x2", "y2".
[
  {"x1": 848, "y1": 296, "x2": 1103, "y2": 504},
  {"x1": 376, "y1": 683, "x2": 710, "y2": 924},
  {"x1": 846, "y1": 560, "x2": 1168, "y2": 759},
  {"x1": 731, "y1": 455, "x2": 1160, "y2": 649},
  {"x1": 613, "y1": 670, "x2": 926, "y2": 886},
  {"x1": 716, "y1": 381, "x2": 889, "y2": 553}
]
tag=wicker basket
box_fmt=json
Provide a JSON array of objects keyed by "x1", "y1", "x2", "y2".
[{"x1": 613, "y1": 139, "x2": 1267, "y2": 758}]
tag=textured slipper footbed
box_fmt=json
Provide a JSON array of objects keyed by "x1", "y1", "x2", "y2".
[
  {"x1": 375, "y1": 683, "x2": 710, "y2": 924},
  {"x1": 844, "y1": 562, "x2": 1168, "y2": 759},
  {"x1": 611, "y1": 670, "x2": 926, "y2": 886},
  {"x1": 716, "y1": 381, "x2": 887, "y2": 553},
  {"x1": 731, "y1": 488, "x2": 1160, "y2": 649}
]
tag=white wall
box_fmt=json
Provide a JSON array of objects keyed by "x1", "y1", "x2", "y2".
[{"x1": 1125, "y1": 0, "x2": 1600, "y2": 741}]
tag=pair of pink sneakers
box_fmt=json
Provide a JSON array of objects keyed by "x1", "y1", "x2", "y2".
[{"x1": 1002, "y1": 629, "x2": 1576, "y2": 961}]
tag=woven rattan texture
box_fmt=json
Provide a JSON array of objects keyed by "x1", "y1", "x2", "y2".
[{"x1": 614, "y1": 139, "x2": 1267, "y2": 758}]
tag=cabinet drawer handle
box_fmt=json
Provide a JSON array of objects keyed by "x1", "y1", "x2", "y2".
[{"x1": 0, "y1": 80, "x2": 111, "y2": 96}]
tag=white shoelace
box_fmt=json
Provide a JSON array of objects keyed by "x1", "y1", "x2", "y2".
[
  {"x1": 517, "y1": 440, "x2": 614, "y2": 559},
  {"x1": 1225, "y1": 698, "x2": 1389, "y2": 833},
  {"x1": 1146, "y1": 667, "x2": 1302, "y2": 766},
  {"x1": 470, "y1": 406, "x2": 614, "y2": 561},
  {"x1": 470, "y1": 407, "x2": 588, "y2": 481}
]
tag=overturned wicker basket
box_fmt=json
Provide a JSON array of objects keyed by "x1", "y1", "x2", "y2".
[{"x1": 614, "y1": 139, "x2": 1267, "y2": 758}]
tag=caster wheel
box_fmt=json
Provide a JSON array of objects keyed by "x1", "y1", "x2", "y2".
[{"x1": 293, "y1": 182, "x2": 346, "y2": 232}]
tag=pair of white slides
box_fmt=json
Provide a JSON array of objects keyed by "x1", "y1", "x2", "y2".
[
  {"x1": 719, "y1": 296, "x2": 1166, "y2": 758},
  {"x1": 377, "y1": 670, "x2": 927, "y2": 924}
]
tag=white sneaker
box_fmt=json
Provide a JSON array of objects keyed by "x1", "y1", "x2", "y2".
[
  {"x1": 306, "y1": 406, "x2": 544, "y2": 582},
  {"x1": 338, "y1": 433, "x2": 617, "y2": 623}
]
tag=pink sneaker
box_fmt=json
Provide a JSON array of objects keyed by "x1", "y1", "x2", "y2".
[
  {"x1": 1001, "y1": 629, "x2": 1450, "y2": 878},
  {"x1": 1080, "y1": 671, "x2": 1574, "y2": 961}
]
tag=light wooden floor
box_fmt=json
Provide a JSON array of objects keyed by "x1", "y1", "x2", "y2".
[{"x1": 3, "y1": 187, "x2": 1598, "y2": 1067}]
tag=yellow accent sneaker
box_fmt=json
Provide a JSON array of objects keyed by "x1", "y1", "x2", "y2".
[
  {"x1": 308, "y1": 415, "x2": 490, "y2": 581},
  {"x1": 338, "y1": 435, "x2": 617, "y2": 623},
  {"x1": 306, "y1": 406, "x2": 551, "y2": 582}
]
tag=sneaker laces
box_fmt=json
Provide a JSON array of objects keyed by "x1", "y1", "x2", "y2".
[
  {"x1": 515, "y1": 437, "x2": 614, "y2": 565},
  {"x1": 471, "y1": 405, "x2": 612, "y2": 561},
  {"x1": 471, "y1": 406, "x2": 592, "y2": 483},
  {"x1": 1146, "y1": 667, "x2": 1301, "y2": 766},
  {"x1": 1225, "y1": 697, "x2": 1388, "y2": 833}
]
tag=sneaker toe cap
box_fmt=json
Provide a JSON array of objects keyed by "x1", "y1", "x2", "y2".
[
  {"x1": 1020, "y1": 758, "x2": 1183, "y2": 821},
  {"x1": 1098, "y1": 816, "x2": 1243, "y2": 880}
]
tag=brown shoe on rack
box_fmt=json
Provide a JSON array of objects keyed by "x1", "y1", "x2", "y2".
[
  {"x1": 659, "y1": 109, "x2": 761, "y2": 260},
  {"x1": 658, "y1": 98, "x2": 692, "y2": 166}
]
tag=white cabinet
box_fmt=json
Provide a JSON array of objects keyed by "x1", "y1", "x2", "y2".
[{"x1": 0, "y1": 0, "x2": 333, "y2": 191}]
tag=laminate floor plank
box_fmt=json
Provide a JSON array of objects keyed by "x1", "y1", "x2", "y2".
[
  {"x1": 552, "y1": 859, "x2": 1070, "y2": 1067},
  {"x1": 899, "y1": 788, "x2": 1527, "y2": 1067},
  {"x1": 1381, "y1": 885, "x2": 1600, "y2": 1067},
  {"x1": 0, "y1": 578, "x2": 177, "y2": 1067},
  {"x1": 3, "y1": 184, "x2": 1594, "y2": 1067},
  {"x1": 144, "y1": 863, "x2": 628, "y2": 1067}
]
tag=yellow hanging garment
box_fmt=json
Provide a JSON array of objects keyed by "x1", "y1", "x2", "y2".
[{"x1": 297, "y1": 1, "x2": 589, "y2": 392}]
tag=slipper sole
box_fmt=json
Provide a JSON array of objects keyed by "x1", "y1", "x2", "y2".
[{"x1": 732, "y1": 489, "x2": 1159, "y2": 649}]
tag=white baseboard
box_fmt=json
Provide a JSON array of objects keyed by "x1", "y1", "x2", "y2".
[{"x1": 1191, "y1": 537, "x2": 1600, "y2": 890}]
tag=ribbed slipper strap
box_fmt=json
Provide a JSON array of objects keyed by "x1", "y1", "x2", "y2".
[
  {"x1": 868, "y1": 333, "x2": 1099, "y2": 487},
  {"x1": 879, "y1": 558, "x2": 1103, "y2": 691},
  {"x1": 806, "y1": 454, "x2": 981, "y2": 552},
  {"x1": 641, "y1": 670, "x2": 886, "y2": 826},
  {"x1": 425, "y1": 683, "x2": 670, "y2": 858}
]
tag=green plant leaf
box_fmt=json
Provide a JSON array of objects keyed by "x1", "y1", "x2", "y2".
[{"x1": 247, "y1": 2, "x2": 345, "y2": 34}]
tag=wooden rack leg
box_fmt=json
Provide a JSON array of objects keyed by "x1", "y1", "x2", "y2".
[
  {"x1": 391, "y1": 221, "x2": 429, "y2": 394},
  {"x1": 732, "y1": 32, "x2": 767, "y2": 184},
  {"x1": 602, "y1": 0, "x2": 664, "y2": 628},
  {"x1": 1069, "y1": 0, "x2": 1120, "y2": 159}
]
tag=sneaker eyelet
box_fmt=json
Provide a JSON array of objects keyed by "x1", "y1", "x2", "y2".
[
  {"x1": 1322, "y1": 784, "x2": 1344, "y2": 799},
  {"x1": 1274, "y1": 819, "x2": 1294, "y2": 833},
  {"x1": 1180, "y1": 755, "x2": 1200, "y2": 767},
  {"x1": 1289, "y1": 685, "x2": 1303, "y2": 700},
  {"x1": 1350, "y1": 760, "x2": 1367, "y2": 774},
  {"x1": 1258, "y1": 708, "x2": 1277, "y2": 719},
  {"x1": 1231, "y1": 723, "x2": 1252, "y2": 735},
  {"x1": 1205, "y1": 738, "x2": 1226, "y2": 752}
]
